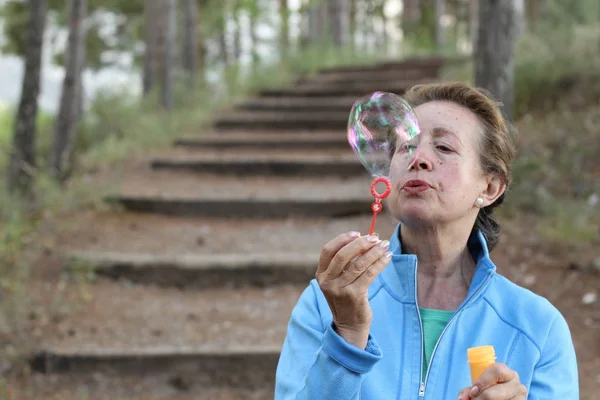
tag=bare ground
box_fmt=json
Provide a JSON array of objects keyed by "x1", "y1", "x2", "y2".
[{"x1": 1, "y1": 107, "x2": 599, "y2": 399}]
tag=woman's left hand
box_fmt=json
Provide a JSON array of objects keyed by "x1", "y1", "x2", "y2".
[{"x1": 457, "y1": 363, "x2": 528, "y2": 399}]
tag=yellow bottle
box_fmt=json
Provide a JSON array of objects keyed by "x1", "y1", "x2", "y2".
[{"x1": 467, "y1": 346, "x2": 496, "y2": 383}]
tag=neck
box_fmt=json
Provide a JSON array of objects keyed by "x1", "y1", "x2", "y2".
[{"x1": 400, "y1": 222, "x2": 477, "y2": 310}]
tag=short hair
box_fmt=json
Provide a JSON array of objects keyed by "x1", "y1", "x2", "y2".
[{"x1": 402, "y1": 82, "x2": 519, "y2": 250}]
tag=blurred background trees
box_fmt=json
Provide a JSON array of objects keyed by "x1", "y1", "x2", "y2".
[{"x1": 0, "y1": 0, "x2": 599, "y2": 193}]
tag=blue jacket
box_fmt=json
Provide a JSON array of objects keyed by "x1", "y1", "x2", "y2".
[{"x1": 275, "y1": 225, "x2": 579, "y2": 399}]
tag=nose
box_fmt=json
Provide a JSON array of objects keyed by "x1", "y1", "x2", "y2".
[{"x1": 408, "y1": 151, "x2": 432, "y2": 172}]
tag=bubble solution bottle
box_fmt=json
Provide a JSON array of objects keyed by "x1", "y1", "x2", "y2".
[{"x1": 467, "y1": 346, "x2": 496, "y2": 383}]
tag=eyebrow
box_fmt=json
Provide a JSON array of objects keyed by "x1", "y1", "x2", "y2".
[{"x1": 432, "y1": 127, "x2": 463, "y2": 145}]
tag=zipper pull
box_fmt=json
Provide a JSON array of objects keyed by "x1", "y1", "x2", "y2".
[{"x1": 419, "y1": 382, "x2": 425, "y2": 397}]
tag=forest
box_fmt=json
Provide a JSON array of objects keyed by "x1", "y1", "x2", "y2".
[{"x1": 0, "y1": 0, "x2": 598, "y2": 398}]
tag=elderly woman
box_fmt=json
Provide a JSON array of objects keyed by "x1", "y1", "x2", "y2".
[{"x1": 275, "y1": 82, "x2": 578, "y2": 399}]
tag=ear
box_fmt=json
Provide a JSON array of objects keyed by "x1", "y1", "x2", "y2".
[{"x1": 480, "y1": 176, "x2": 506, "y2": 207}]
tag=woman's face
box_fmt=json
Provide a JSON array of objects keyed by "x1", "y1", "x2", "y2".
[{"x1": 387, "y1": 100, "x2": 498, "y2": 228}]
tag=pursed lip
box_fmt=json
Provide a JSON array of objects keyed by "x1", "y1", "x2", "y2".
[{"x1": 402, "y1": 179, "x2": 432, "y2": 190}]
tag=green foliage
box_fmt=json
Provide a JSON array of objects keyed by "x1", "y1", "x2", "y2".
[
  {"x1": 0, "y1": 0, "x2": 28, "y2": 55},
  {"x1": 514, "y1": 23, "x2": 600, "y2": 117},
  {"x1": 534, "y1": 0, "x2": 600, "y2": 30},
  {"x1": 1, "y1": 0, "x2": 144, "y2": 70},
  {"x1": 0, "y1": 0, "x2": 272, "y2": 71}
]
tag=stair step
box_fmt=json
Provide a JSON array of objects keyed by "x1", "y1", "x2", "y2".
[
  {"x1": 56, "y1": 212, "x2": 398, "y2": 266},
  {"x1": 316, "y1": 56, "x2": 444, "y2": 74},
  {"x1": 106, "y1": 172, "x2": 376, "y2": 218},
  {"x1": 150, "y1": 149, "x2": 361, "y2": 177},
  {"x1": 296, "y1": 68, "x2": 441, "y2": 85},
  {"x1": 213, "y1": 110, "x2": 351, "y2": 130},
  {"x1": 173, "y1": 132, "x2": 348, "y2": 150},
  {"x1": 234, "y1": 96, "x2": 357, "y2": 112},
  {"x1": 256, "y1": 80, "x2": 432, "y2": 97},
  {"x1": 67, "y1": 251, "x2": 318, "y2": 288},
  {"x1": 11, "y1": 373, "x2": 274, "y2": 400},
  {"x1": 31, "y1": 279, "x2": 300, "y2": 387},
  {"x1": 296, "y1": 77, "x2": 435, "y2": 92}
]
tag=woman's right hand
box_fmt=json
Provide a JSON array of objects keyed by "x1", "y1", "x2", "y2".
[{"x1": 316, "y1": 231, "x2": 392, "y2": 349}]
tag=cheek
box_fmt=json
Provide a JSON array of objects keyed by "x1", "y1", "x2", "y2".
[
  {"x1": 438, "y1": 162, "x2": 478, "y2": 204},
  {"x1": 438, "y1": 163, "x2": 463, "y2": 195}
]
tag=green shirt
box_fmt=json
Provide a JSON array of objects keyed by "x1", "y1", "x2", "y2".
[{"x1": 419, "y1": 307, "x2": 455, "y2": 380}]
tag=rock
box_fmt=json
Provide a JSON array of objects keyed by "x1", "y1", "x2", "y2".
[
  {"x1": 582, "y1": 292, "x2": 597, "y2": 305},
  {"x1": 522, "y1": 274, "x2": 537, "y2": 286},
  {"x1": 587, "y1": 193, "x2": 599, "y2": 208},
  {"x1": 593, "y1": 258, "x2": 600, "y2": 273},
  {"x1": 168, "y1": 375, "x2": 192, "y2": 392}
]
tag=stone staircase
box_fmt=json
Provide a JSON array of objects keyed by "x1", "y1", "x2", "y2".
[{"x1": 32, "y1": 56, "x2": 445, "y2": 399}]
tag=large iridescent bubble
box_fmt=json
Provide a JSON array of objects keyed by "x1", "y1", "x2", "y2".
[{"x1": 347, "y1": 92, "x2": 420, "y2": 178}]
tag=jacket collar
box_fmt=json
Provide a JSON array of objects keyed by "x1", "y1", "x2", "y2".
[{"x1": 379, "y1": 223, "x2": 496, "y2": 306}]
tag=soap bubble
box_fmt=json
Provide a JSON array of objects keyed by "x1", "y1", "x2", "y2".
[{"x1": 347, "y1": 92, "x2": 420, "y2": 178}]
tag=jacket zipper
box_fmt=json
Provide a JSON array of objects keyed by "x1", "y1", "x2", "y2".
[{"x1": 416, "y1": 262, "x2": 493, "y2": 398}]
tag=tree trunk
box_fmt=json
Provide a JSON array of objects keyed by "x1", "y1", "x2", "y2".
[
  {"x1": 182, "y1": 0, "x2": 198, "y2": 87},
  {"x1": 349, "y1": 0, "x2": 357, "y2": 50},
  {"x1": 232, "y1": 5, "x2": 242, "y2": 62},
  {"x1": 525, "y1": 0, "x2": 545, "y2": 32},
  {"x1": 513, "y1": 0, "x2": 526, "y2": 36},
  {"x1": 308, "y1": 2, "x2": 328, "y2": 45},
  {"x1": 217, "y1": 0, "x2": 230, "y2": 66},
  {"x1": 434, "y1": 0, "x2": 445, "y2": 50},
  {"x1": 307, "y1": 5, "x2": 320, "y2": 44},
  {"x1": 381, "y1": 2, "x2": 389, "y2": 49},
  {"x1": 279, "y1": 0, "x2": 289, "y2": 54},
  {"x1": 475, "y1": 0, "x2": 517, "y2": 121},
  {"x1": 249, "y1": 6, "x2": 259, "y2": 64},
  {"x1": 7, "y1": 0, "x2": 48, "y2": 193},
  {"x1": 161, "y1": 0, "x2": 176, "y2": 110},
  {"x1": 143, "y1": 1, "x2": 160, "y2": 96},
  {"x1": 50, "y1": 0, "x2": 87, "y2": 181},
  {"x1": 329, "y1": 0, "x2": 349, "y2": 47},
  {"x1": 402, "y1": 0, "x2": 421, "y2": 38},
  {"x1": 468, "y1": 0, "x2": 478, "y2": 51}
]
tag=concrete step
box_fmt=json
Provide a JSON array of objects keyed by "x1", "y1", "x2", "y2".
[
  {"x1": 30, "y1": 279, "x2": 300, "y2": 389},
  {"x1": 296, "y1": 77, "x2": 436, "y2": 93},
  {"x1": 316, "y1": 56, "x2": 444, "y2": 73},
  {"x1": 173, "y1": 132, "x2": 348, "y2": 150},
  {"x1": 56, "y1": 212, "x2": 397, "y2": 267},
  {"x1": 10, "y1": 373, "x2": 274, "y2": 400},
  {"x1": 213, "y1": 110, "x2": 352, "y2": 130},
  {"x1": 149, "y1": 148, "x2": 361, "y2": 177},
  {"x1": 256, "y1": 79, "x2": 434, "y2": 97},
  {"x1": 105, "y1": 172, "x2": 376, "y2": 218},
  {"x1": 296, "y1": 68, "x2": 441, "y2": 86},
  {"x1": 66, "y1": 251, "x2": 318, "y2": 288},
  {"x1": 234, "y1": 96, "x2": 357, "y2": 112}
]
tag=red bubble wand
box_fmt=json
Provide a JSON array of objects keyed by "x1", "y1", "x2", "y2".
[{"x1": 368, "y1": 176, "x2": 391, "y2": 236}]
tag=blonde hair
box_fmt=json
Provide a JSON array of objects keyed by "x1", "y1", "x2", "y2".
[{"x1": 402, "y1": 82, "x2": 518, "y2": 250}]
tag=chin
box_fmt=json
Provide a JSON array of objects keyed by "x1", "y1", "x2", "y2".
[{"x1": 389, "y1": 202, "x2": 435, "y2": 227}]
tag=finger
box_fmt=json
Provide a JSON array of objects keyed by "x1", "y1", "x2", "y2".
[
  {"x1": 470, "y1": 363, "x2": 517, "y2": 397},
  {"x1": 457, "y1": 387, "x2": 470, "y2": 400},
  {"x1": 323, "y1": 234, "x2": 382, "y2": 279},
  {"x1": 473, "y1": 381, "x2": 523, "y2": 400},
  {"x1": 317, "y1": 231, "x2": 361, "y2": 274},
  {"x1": 352, "y1": 247, "x2": 392, "y2": 287},
  {"x1": 337, "y1": 239, "x2": 391, "y2": 286},
  {"x1": 511, "y1": 384, "x2": 528, "y2": 400}
]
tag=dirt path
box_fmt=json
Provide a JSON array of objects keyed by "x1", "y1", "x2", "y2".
[{"x1": 6, "y1": 56, "x2": 599, "y2": 399}]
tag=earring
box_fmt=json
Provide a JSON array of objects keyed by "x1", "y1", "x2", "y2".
[{"x1": 475, "y1": 197, "x2": 484, "y2": 207}]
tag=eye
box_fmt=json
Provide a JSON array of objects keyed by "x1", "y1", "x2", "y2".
[
  {"x1": 397, "y1": 143, "x2": 417, "y2": 153},
  {"x1": 436, "y1": 145, "x2": 454, "y2": 152}
]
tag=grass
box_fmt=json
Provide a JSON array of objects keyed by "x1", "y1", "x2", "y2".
[{"x1": 504, "y1": 98, "x2": 600, "y2": 249}]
